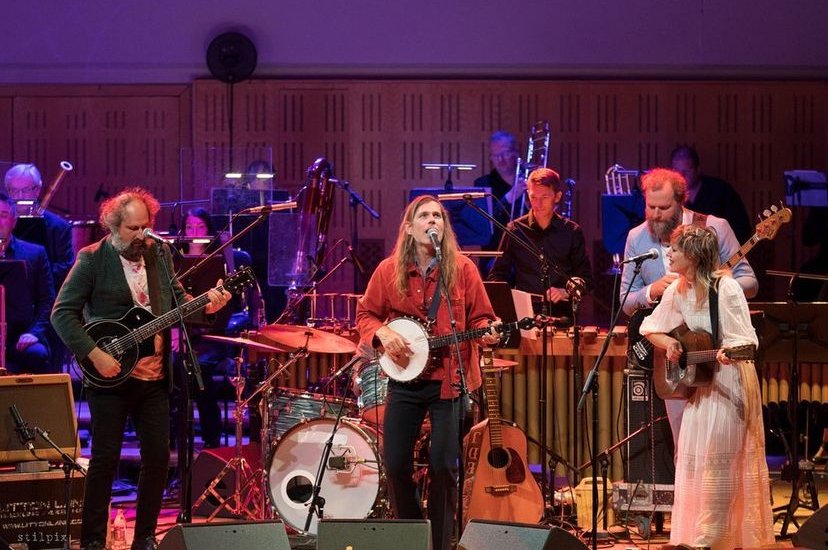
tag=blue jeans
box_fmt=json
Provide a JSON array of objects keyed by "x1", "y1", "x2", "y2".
[
  {"x1": 82, "y1": 378, "x2": 170, "y2": 545},
  {"x1": 383, "y1": 380, "x2": 463, "y2": 550}
]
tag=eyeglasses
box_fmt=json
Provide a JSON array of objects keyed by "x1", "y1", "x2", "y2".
[{"x1": 6, "y1": 185, "x2": 40, "y2": 198}]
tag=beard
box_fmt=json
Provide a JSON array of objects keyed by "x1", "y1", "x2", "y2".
[
  {"x1": 111, "y1": 232, "x2": 147, "y2": 261},
  {"x1": 647, "y1": 207, "x2": 682, "y2": 243}
]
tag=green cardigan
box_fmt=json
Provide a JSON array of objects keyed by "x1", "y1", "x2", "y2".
[{"x1": 51, "y1": 237, "x2": 189, "y2": 385}]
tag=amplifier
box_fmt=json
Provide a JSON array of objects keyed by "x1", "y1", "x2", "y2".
[
  {"x1": 611, "y1": 482, "x2": 674, "y2": 514},
  {"x1": 0, "y1": 469, "x2": 85, "y2": 549}
]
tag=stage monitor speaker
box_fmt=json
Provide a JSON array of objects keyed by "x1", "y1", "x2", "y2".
[
  {"x1": 625, "y1": 370, "x2": 675, "y2": 484},
  {"x1": 317, "y1": 519, "x2": 431, "y2": 550},
  {"x1": 158, "y1": 521, "x2": 289, "y2": 550},
  {"x1": 792, "y1": 503, "x2": 828, "y2": 549},
  {"x1": 458, "y1": 520, "x2": 586, "y2": 550},
  {"x1": 190, "y1": 443, "x2": 261, "y2": 518}
]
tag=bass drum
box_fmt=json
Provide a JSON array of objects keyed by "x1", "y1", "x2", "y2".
[{"x1": 268, "y1": 418, "x2": 381, "y2": 535}]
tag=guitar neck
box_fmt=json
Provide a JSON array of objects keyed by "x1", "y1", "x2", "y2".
[
  {"x1": 129, "y1": 286, "x2": 222, "y2": 345},
  {"x1": 428, "y1": 320, "x2": 518, "y2": 350},
  {"x1": 723, "y1": 234, "x2": 761, "y2": 270},
  {"x1": 682, "y1": 348, "x2": 720, "y2": 365},
  {"x1": 481, "y1": 353, "x2": 504, "y2": 449}
]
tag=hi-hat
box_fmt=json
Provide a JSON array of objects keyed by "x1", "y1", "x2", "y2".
[
  {"x1": 201, "y1": 334, "x2": 284, "y2": 353},
  {"x1": 259, "y1": 323, "x2": 357, "y2": 354}
]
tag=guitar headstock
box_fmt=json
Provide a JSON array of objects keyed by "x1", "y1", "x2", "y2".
[
  {"x1": 223, "y1": 266, "x2": 256, "y2": 294},
  {"x1": 725, "y1": 344, "x2": 756, "y2": 361},
  {"x1": 754, "y1": 202, "x2": 792, "y2": 241},
  {"x1": 516, "y1": 315, "x2": 550, "y2": 330}
]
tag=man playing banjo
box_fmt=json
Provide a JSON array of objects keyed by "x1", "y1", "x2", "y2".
[{"x1": 355, "y1": 195, "x2": 501, "y2": 550}]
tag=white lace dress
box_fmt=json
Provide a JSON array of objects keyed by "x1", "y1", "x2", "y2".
[{"x1": 640, "y1": 276, "x2": 775, "y2": 550}]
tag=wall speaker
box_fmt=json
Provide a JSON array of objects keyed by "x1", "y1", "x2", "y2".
[
  {"x1": 792, "y1": 503, "x2": 828, "y2": 549},
  {"x1": 317, "y1": 519, "x2": 431, "y2": 550},
  {"x1": 158, "y1": 520, "x2": 289, "y2": 550},
  {"x1": 625, "y1": 370, "x2": 675, "y2": 484},
  {"x1": 458, "y1": 520, "x2": 586, "y2": 550},
  {"x1": 190, "y1": 443, "x2": 261, "y2": 518}
]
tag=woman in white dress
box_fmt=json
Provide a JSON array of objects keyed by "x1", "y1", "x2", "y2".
[{"x1": 639, "y1": 224, "x2": 774, "y2": 550}]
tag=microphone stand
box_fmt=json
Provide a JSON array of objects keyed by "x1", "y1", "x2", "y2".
[
  {"x1": 30, "y1": 424, "x2": 87, "y2": 549},
  {"x1": 335, "y1": 180, "x2": 379, "y2": 293},
  {"x1": 453, "y1": 194, "x2": 571, "y2": 513},
  {"x1": 430, "y1": 244, "x2": 472, "y2": 544},
  {"x1": 304, "y1": 355, "x2": 365, "y2": 533},
  {"x1": 577, "y1": 259, "x2": 644, "y2": 550},
  {"x1": 154, "y1": 242, "x2": 203, "y2": 524}
]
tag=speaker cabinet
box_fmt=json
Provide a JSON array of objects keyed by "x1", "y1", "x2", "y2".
[
  {"x1": 792, "y1": 504, "x2": 828, "y2": 549},
  {"x1": 317, "y1": 519, "x2": 431, "y2": 550},
  {"x1": 625, "y1": 371, "x2": 675, "y2": 484},
  {"x1": 158, "y1": 521, "x2": 289, "y2": 550},
  {"x1": 190, "y1": 444, "x2": 261, "y2": 518},
  {"x1": 458, "y1": 520, "x2": 586, "y2": 550}
]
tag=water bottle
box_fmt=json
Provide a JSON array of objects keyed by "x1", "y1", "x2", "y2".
[{"x1": 111, "y1": 508, "x2": 127, "y2": 550}]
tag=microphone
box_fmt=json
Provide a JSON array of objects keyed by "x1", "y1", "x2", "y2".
[
  {"x1": 621, "y1": 248, "x2": 659, "y2": 265},
  {"x1": 142, "y1": 228, "x2": 168, "y2": 243},
  {"x1": 9, "y1": 404, "x2": 35, "y2": 452},
  {"x1": 328, "y1": 456, "x2": 369, "y2": 470},
  {"x1": 565, "y1": 276, "x2": 586, "y2": 299},
  {"x1": 426, "y1": 228, "x2": 442, "y2": 260},
  {"x1": 241, "y1": 200, "x2": 298, "y2": 215},
  {"x1": 436, "y1": 192, "x2": 486, "y2": 201},
  {"x1": 347, "y1": 245, "x2": 367, "y2": 275}
]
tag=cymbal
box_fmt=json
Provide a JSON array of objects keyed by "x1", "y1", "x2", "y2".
[
  {"x1": 201, "y1": 334, "x2": 283, "y2": 353},
  {"x1": 482, "y1": 358, "x2": 519, "y2": 371},
  {"x1": 259, "y1": 323, "x2": 357, "y2": 354}
]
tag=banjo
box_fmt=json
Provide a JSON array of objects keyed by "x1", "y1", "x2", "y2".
[{"x1": 378, "y1": 316, "x2": 541, "y2": 382}]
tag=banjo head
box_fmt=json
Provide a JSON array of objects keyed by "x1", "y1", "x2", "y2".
[{"x1": 379, "y1": 317, "x2": 430, "y2": 382}]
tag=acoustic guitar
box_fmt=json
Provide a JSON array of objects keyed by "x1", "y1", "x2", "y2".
[
  {"x1": 652, "y1": 324, "x2": 756, "y2": 400},
  {"x1": 77, "y1": 266, "x2": 255, "y2": 388},
  {"x1": 462, "y1": 348, "x2": 543, "y2": 524}
]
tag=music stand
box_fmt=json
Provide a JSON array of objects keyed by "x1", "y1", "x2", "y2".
[
  {"x1": 483, "y1": 281, "x2": 521, "y2": 349},
  {"x1": 174, "y1": 255, "x2": 229, "y2": 328},
  {"x1": 409, "y1": 187, "x2": 493, "y2": 247},
  {"x1": 11, "y1": 216, "x2": 48, "y2": 249},
  {"x1": 751, "y1": 291, "x2": 828, "y2": 536},
  {"x1": 0, "y1": 260, "x2": 33, "y2": 343}
]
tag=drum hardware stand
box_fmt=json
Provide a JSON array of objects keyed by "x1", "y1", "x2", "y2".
[
  {"x1": 303, "y1": 354, "x2": 365, "y2": 533},
  {"x1": 455, "y1": 194, "x2": 571, "y2": 519},
  {"x1": 193, "y1": 347, "x2": 306, "y2": 520},
  {"x1": 579, "y1": 258, "x2": 644, "y2": 550}
]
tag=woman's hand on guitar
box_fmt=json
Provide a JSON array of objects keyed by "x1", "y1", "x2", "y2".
[
  {"x1": 88, "y1": 347, "x2": 121, "y2": 378},
  {"x1": 716, "y1": 349, "x2": 733, "y2": 365},
  {"x1": 665, "y1": 338, "x2": 684, "y2": 362},
  {"x1": 376, "y1": 325, "x2": 413, "y2": 364},
  {"x1": 481, "y1": 319, "x2": 503, "y2": 345}
]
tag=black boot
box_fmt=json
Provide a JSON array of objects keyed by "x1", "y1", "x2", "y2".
[{"x1": 812, "y1": 442, "x2": 828, "y2": 464}]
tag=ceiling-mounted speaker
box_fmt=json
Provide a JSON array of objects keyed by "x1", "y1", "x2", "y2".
[{"x1": 206, "y1": 31, "x2": 257, "y2": 83}]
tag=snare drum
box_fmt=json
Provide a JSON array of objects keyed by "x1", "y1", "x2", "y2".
[
  {"x1": 268, "y1": 418, "x2": 381, "y2": 535},
  {"x1": 268, "y1": 388, "x2": 356, "y2": 440},
  {"x1": 354, "y1": 360, "x2": 388, "y2": 425}
]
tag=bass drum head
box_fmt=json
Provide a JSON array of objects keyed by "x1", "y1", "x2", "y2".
[{"x1": 267, "y1": 418, "x2": 380, "y2": 535}]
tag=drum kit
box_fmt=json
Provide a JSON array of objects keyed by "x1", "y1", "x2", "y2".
[
  {"x1": 191, "y1": 312, "x2": 519, "y2": 535},
  {"x1": 191, "y1": 310, "x2": 395, "y2": 535}
]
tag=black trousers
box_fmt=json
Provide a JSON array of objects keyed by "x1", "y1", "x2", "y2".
[
  {"x1": 82, "y1": 378, "x2": 170, "y2": 545},
  {"x1": 383, "y1": 380, "x2": 463, "y2": 550}
]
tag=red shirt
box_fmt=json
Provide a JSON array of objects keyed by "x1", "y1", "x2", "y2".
[{"x1": 356, "y1": 254, "x2": 496, "y2": 399}]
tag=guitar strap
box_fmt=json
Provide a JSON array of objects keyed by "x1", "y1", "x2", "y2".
[
  {"x1": 709, "y1": 279, "x2": 720, "y2": 346},
  {"x1": 426, "y1": 274, "x2": 442, "y2": 327}
]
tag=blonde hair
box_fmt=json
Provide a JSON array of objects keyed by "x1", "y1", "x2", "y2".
[
  {"x1": 392, "y1": 196, "x2": 460, "y2": 296},
  {"x1": 670, "y1": 224, "x2": 721, "y2": 306}
]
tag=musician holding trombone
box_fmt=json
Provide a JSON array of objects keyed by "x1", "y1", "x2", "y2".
[{"x1": 356, "y1": 195, "x2": 501, "y2": 550}]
